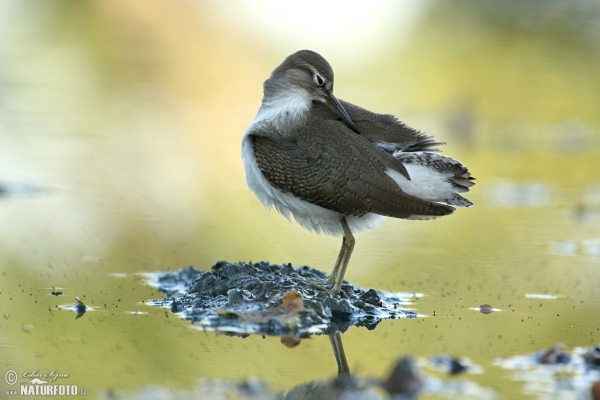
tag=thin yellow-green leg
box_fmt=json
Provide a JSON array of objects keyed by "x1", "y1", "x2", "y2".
[{"x1": 328, "y1": 217, "x2": 355, "y2": 293}]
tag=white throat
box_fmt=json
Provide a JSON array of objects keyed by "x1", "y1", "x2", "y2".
[{"x1": 250, "y1": 87, "x2": 313, "y2": 133}]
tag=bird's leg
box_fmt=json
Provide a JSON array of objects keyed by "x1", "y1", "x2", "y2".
[
  {"x1": 330, "y1": 217, "x2": 355, "y2": 294},
  {"x1": 326, "y1": 229, "x2": 348, "y2": 284},
  {"x1": 304, "y1": 217, "x2": 354, "y2": 294},
  {"x1": 304, "y1": 234, "x2": 345, "y2": 292},
  {"x1": 306, "y1": 217, "x2": 355, "y2": 294}
]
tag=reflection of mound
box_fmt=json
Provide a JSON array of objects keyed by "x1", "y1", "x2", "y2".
[{"x1": 26, "y1": 378, "x2": 48, "y2": 385}]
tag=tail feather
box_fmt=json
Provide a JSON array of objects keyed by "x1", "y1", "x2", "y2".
[{"x1": 392, "y1": 151, "x2": 475, "y2": 207}]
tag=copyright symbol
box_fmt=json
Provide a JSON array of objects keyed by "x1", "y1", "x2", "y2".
[{"x1": 5, "y1": 370, "x2": 18, "y2": 385}]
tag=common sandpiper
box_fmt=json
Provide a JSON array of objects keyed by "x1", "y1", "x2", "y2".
[{"x1": 242, "y1": 50, "x2": 474, "y2": 294}]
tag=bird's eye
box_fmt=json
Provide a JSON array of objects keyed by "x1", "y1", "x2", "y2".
[{"x1": 313, "y1": 74, "x2": 325, "y2": 87}]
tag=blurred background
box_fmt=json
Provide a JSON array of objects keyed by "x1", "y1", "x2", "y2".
[{"x1": 1, "y1": 0, "x2": 599, "y2": 398}]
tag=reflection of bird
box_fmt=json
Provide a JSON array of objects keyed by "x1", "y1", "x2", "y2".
[
  {"x1": 382, "y1": 357, "x2": 422, "y2": 398},
  {"x1": 243, "y1": 50, "x2": 474, "y2": 293}
]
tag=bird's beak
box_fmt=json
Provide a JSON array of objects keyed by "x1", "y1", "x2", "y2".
[{"x1": 326, "y1": 93, "x2": 360, "y2": 134}]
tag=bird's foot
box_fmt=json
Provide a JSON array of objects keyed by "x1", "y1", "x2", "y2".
[{"x1": 297, "y1": 276, "x2": 338, "y2": 295}]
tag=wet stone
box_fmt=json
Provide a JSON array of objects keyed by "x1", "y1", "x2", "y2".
[
  {"x1": 148, "y1": 261, "x2": 419, "y2": 337},
  {"x1": 226, "y1": 289, "x2": 245, "y2": 305},
  {"x1": 155, "y1": 266, "x2": 205, "y2": 295},
  {"x1": 359, "y1": 289, "x2": 382, "y2": 306},
  {"x1": 322, "y1": 297, "x2": 353, "y2": 319}
]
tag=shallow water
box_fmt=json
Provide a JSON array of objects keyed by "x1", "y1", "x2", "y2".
[{"x1": 1, "y1": 2, "x2": 600, "y2": 399}]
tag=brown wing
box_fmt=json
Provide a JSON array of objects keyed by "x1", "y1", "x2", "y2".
[
  {"x1": 340, "y1": 100, "x2": 444, "y2": 153},
  {"x1": 250, "y1": 119, "x2": 454, "y2": 219}
]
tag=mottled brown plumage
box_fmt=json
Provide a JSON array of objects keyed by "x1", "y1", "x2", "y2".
[{"x1": 252, "y1": 100, "x2": 454, "y2": 220}]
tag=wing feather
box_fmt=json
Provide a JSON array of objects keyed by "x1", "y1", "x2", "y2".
[{"x1": 250, "y1": 118, "x2": 454, "y2": 219}]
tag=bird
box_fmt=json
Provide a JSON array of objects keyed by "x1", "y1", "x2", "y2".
[{"x1": 242, "y1": 50, "x2": 474, "y2": 294}]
